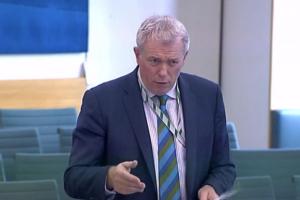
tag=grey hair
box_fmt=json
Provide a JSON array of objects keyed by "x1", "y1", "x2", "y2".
[{"x1": 136, "y1": 15, "x2": 190, "y2": 53}]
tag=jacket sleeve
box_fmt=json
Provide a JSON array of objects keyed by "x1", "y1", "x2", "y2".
[
  {"x1": 64, "y1": 89, "x2": 111, "y2": 200},
  {"x1": 204, "y1": 86, "x2": 236, "y2": 195}
]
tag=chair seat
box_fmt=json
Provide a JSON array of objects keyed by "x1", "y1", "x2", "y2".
[
  {"x1": 231, "y1": 149, "x2": 300, "y2": 200},
  {"x1": 231, "y1": 176, "x2": 275, "y2": 200},
  {"x1": 0, "y1": 179, "x2": 59, "y2": 200},
  {"x1": 294, "y1": 175, "x2": 300, "y2": 200},
  {"x1": 15, "y1": 153, "x2": 73, "y2": 200}
]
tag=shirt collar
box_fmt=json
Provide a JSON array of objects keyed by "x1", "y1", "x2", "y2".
[{"x1": 137, "y1": 67, "x2": 177, "y2": 99}]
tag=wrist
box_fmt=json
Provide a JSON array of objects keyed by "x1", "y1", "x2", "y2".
[{"x1": 106, "y1": 166, "x2": 116, "y2": 190}]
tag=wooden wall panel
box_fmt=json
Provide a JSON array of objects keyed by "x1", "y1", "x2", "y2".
[{"x1": 0, "y1": 78, "x2": 86, "y2": 111}]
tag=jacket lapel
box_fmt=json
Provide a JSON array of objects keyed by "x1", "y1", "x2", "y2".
[
  {"x1": 178, "y1": 75, "x2": 203, "y2": 198},
  {"x1": 122, "y1": 69, "x2": 157, "y2": 191}
]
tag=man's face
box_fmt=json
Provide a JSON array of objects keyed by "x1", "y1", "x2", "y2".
[{"x1": 134, "y1": 38, "x2": 187, "y2": 95}]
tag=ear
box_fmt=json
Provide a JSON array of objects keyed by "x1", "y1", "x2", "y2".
[{"x1": 133, "y1": 47, "x2": 140, "y2": 63}]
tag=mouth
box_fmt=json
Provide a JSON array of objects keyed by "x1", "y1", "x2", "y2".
[
  {"x1": 152, "y1": 81, "x2": 170, "y2": 94},
  {"x1": 155, "y1": 81, "x2": 168, "y2": 85}
]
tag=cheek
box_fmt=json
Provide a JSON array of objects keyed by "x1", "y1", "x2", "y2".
[
  {"x1": 170, "y1": 67, "x2": 181, "y2": 78},
  {"x1": 140, "y1": 66, "x2": 156, "y2": 83},
  {"x1": 144, "y1": 66, "x2": 157, "y2": 76}
]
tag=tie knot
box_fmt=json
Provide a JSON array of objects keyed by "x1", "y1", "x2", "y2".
[{"x1": 158, "y1": 95, "x2": 169, "y2": 107}]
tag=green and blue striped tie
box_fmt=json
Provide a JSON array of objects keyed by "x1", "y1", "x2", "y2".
[{"x1": 157, "y1": 95, "x2": 181, "y2": 200}]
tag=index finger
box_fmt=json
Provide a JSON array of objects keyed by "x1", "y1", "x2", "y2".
[{"x1": 121, "y1": 171, "x2": 145, "y2": 189}]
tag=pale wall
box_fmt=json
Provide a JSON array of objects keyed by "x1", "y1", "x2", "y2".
[
  {"x1": 221, "y1": 0, "x2": 272, "y2": 148},
  {"x1": 85, "y1": 0, "x2": 221, "y2": 87}
]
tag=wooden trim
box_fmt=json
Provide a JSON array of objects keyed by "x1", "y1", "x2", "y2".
[{"x1": 0, "y1": 78, "x2": 86, "y2": 111}]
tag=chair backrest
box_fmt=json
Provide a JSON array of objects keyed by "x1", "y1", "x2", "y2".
[
  {"x1": 231, "y1": 149, "x2": 300, "y2": 200},
  {"x1": 0, "y1": 154, "x2": 5, "y2": 181},
  {"x1": 294, "y1": 175, "x2": 300, "y2": 200},
  {"x1": 57, "y1": 127, "x2": 74, "y2": 153},
  {"x1": 271, "y1": 109, "x2": 300, "y2": 148},
  {"x1": 0, "y1": 108, "x2": 77, "y2": 152},
  {"x1": 0, "y1": 179, "x2": 60, "y2": 200},
  {"x1": 231, "y1": 176, "x2": 275, "y2": 200},
  {"x1": 227, "y1": 122, "x2": 240, "y2": 149},
  {"x1": 15, "y1": 153, "x2": 72, "y2": 200},
  {"x1": 0, "y1": 127, "x2": 40, "y2": 180}
]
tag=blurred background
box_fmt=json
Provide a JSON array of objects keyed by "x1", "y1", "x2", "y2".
[
  {"x1": 1, "y1": 0, "x2": 299, "y2": 149},
  {"x1": 0, "y1": 0, "x2": 299, "y2": 199}
]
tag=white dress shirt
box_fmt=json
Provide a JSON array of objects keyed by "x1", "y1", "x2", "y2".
[{"x1": 138, "y1": 70, "x2": 187, "y2": 200}]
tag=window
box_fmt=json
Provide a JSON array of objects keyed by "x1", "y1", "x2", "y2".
[{"x1": 271, "y1": 0, "x2": 300, "y2": 109}]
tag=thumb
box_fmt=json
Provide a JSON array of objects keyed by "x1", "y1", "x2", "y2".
[{"x1": 122, "y1": 160, "x2": 138, "y2": 172}]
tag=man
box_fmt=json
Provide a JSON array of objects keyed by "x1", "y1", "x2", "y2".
[{"x1": 64, "y1": 15, "x2": 235, "y2": 200}]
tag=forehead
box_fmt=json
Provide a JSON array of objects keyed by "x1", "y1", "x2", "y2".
[{"x1": 141, "y1": 38, "x2": 185, "y2": 57}]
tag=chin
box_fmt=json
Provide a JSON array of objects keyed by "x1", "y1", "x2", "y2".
[
  {"x1": 154, "y1": 89, "x2": 169, "y2": 96},
  {"x1": 150, "y1": 85, "x2": 170, "y2": 95}
]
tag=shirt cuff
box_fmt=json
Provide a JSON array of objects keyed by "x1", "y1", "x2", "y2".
[{"x1": 105, "y1": 176, "x2": 116, "y2": 198}]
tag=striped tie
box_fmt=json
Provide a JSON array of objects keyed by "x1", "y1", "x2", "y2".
[{"x1": 157, "y1": 95, "x2": 181, "y2": 200}]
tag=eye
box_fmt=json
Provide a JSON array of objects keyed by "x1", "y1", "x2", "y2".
[{"x1": 168, "y1": 59, "x2": 179, "y2": 66}]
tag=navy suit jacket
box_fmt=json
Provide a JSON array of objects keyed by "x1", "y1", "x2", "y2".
[{"x1": 64, "y1": 67, "x2": 235, "y2": 200}]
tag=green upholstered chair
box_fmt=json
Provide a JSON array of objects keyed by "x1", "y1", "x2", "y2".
[
  {"x1": 57, "y1": 127, "x2": 74, "y2": 153},
  {"x1": 231, "y1": 149, "x2": 300, "y2": 200},
  {"x1": 231, "y1": 176, "x2": 275, "y2": 200},
  {"x1": 294, "y1": 175, "x2": 300, "y2": 200},
  {"x1": 227, "y1": 122, "x2": 240, "y2": 149},
  {"x1": 0, "y1": 127, "x2": 40, "y2": 180},
  {"x1": 271, "y1": 109, "x2": 300, "y2": 148},
  {"x1": 15, "y1": 153, "x2": 72, "y2": 200},
  {"x1": 0, "y1": 179, "x2": 59, "y2": 200},
  {"x1": 0, "y1": 108, "x2": 77, "y2": 153},
  {"x1": 0, "y1": 154, "x2": 5, "y2": 181}
]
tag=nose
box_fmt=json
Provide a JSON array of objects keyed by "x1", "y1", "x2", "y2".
[{"x1": 158, "y1": 64, "x2": 168, "y2": 77}]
